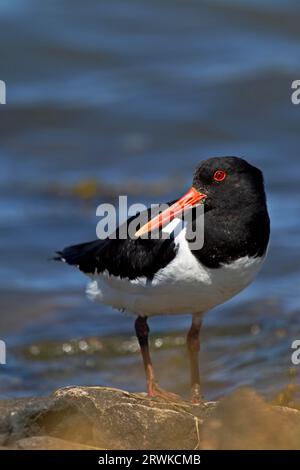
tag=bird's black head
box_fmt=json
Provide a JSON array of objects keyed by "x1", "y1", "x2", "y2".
[
  {"x1": 192, "y1": 156, "x2": 267, "y2": 212},
  {"x1": 135, "y1": 156, "x2": 269, "y2": 266},
  {"x1": 188, "y1": 156, "x2": 270, "y2": 267}
]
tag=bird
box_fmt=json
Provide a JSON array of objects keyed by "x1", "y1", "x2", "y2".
[{"x1": 55, "y1": 156, "x2": 270, "y2": 404}]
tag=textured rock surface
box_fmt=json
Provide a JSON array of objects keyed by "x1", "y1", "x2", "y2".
[
  {"x1": 0, "y1": 386, "x2": 300, "y2": 450},
  {"x1": 0, "y1": 386, "x2": 215, "y2": 450},
  {"x1": 201, "y1": 388, "x2": 300, "y2": 450}
]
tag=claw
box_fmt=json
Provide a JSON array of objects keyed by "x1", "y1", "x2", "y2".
[{"x1": 148, "y1": 382, "x2": 182, "y2": 402}]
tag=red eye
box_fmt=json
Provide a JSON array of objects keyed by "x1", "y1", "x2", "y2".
[{"x1": 213, "y1": 170, "x2": 227, "y2": 182}]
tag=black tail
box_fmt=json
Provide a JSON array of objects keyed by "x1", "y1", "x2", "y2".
[{"x1": 54, "y1": 240, "x2": 105, "y2": 274}]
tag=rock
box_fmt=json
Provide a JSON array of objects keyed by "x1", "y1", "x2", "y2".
[
  {"x1": 201, "y1": 388, "x2": 300, "y2": 450},
  {"x1": 0, "y1": 386, "x2": 300, "y2": 450},
  {"x1": 0, "y1": 386, "x2": 215, "y2": 450},
  {"x1": 15, "y1": 436, "x2": 103, "y2": 450}
]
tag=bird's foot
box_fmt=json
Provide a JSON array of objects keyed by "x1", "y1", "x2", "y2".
[
  {"x1": 190, "y1": 384, "x2": 204, "y2": 405},
  {"x1": 148, "y1": 382, "x2": 182, "y2": 402}
]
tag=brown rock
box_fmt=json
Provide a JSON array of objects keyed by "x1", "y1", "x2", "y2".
[
  {"x1": 201, "y1": 388, "x2": 300, "y2": 450},
  {"x1": 15, "y1": 436, "x2": 103, "y2": 450},
  {"x1": 1, "y1": 386, "x2": 300, "y2": 450},
  {"x1": 0, "y1": 386, "x2": 215, "y2": 450}
]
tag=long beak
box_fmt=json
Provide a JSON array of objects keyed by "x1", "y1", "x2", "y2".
[{"x1": 135, "y1": 187, "x2": 207, "y2": 237}]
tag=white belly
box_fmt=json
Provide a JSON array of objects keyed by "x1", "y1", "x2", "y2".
[{"x1": 86, "y1": 228, "x2": 265, "y2": 317}]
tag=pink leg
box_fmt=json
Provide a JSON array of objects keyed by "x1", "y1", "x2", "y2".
[
  {"x1": 135, "y1": 316, "x2": 182, "y2": 402},
  {"x1": 187, "y1": 315, "x2": 203, "y2": 404}
]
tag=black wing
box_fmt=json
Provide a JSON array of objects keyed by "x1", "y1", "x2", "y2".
[{"x1": 55, "y1": 205, "x2": 178, "y2": 280}]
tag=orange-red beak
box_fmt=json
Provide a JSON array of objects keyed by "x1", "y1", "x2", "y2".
[{"x1": 135, "y1": 187, "x2": 207, "y2": 237}]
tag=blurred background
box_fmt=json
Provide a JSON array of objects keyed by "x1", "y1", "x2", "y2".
[{"x1": 0, "y1": 0, "x2": 300, "y2": 402}]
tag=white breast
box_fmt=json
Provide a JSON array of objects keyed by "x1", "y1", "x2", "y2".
[{"x1": 86, "y1": 227, "x2": 265, "y2": 317}]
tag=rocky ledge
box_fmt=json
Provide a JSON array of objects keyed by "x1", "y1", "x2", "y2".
[{"x1": 0, "y1": 386, "x2": 300, "y2": 450}]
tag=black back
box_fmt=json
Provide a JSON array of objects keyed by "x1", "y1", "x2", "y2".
[
  {"x1": 55, "y1": 207, "x2": 177, "y2": 280},
  {"x1": 56, "y1": 156, "x2": 270, "y2": 277}
]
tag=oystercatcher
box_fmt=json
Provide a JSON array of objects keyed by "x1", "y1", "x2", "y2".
[{"x1": 55, "y1": 156, "x2": 270, "y2": 403}]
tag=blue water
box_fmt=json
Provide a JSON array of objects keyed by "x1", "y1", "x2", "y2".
[{"x1": 0, "y1": 0, "x2": 300, "y2": 400}]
